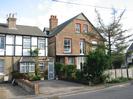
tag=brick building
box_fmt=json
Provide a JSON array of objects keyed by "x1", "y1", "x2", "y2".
[
  {"x1": 47, "y1": 13, "x2": 105, "y2": 69},
  {"x1": 0, "y1": 14, "x2": 48, "y2": 82}
]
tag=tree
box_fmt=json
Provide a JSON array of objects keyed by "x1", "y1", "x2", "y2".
[
  {"x1": 83, "y1": 46, "x2": 109, "y2": 84},
  {"x1": 95, "y1": 8, "x2": 133, "y2": 69}
]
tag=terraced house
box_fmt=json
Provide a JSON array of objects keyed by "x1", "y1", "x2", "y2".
[
  {"x1": 0, "y1": 14, "x2": 48, "y2": 82},
  {"x1": 47, "y1": 13, "x2": 105, "y2": 69}
]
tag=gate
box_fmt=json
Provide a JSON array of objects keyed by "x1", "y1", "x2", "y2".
[{"x1": 48, "y1": 62, "x2": 54, "y2": 80}]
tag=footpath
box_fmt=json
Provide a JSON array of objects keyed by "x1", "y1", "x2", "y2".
[{"x1": 8, "y1": 81, "x2": 132, "y2": 99}]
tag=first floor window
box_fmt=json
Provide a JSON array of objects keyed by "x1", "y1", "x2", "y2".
[
  {"x1": 0, "y1": 36, "x2": 5, "y2": 49},
  {"x1": 23, "y1": 37, "x2": 31, "y2": 49},
  {"x1": 64, "y1": 39, "x2": 71, "y2": 53},
  {"x1": 0, "y1": 60, "x2": 4, "y2": 74},
  {"x1": 68, "y1": 57, "x2": 75, "y2": 65},
  {"x1": 80, "y1": 40, "x2": 85, "y2": 54},
  {"x1": 38, "y1": 38, "x2": 45, "y2": 49}
]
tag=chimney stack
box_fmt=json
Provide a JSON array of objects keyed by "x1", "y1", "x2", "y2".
[
  {"x1": 7, "y1": 13, "x2": 17, "y2": 29},
  {"x1": 49, "y1": 15, "x2": 58, "y2": 31}
]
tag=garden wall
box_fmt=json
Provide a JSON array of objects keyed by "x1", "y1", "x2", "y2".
[{"x1": 16, "y1": 79, "x2": 40, "y2": 95}]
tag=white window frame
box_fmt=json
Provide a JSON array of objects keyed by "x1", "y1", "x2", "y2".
[
  {"x1": 38, "y1": 38, "x2": 45, "y2": 49},
  {"x1": 75, "y1": 23, "x2": 81, "y2": 33},
  {"x1": 39, "y1": 63, "x2": 45, "y2": 71},
  {"x1": 23, "y1": 37, "x2": 31, "y2": 49},
  {"x1": 83, "y1": 24, "x2": 88, "y2": 33},
  {"x1": 64, "y1": 39, "x2": 71, "y2": 53},
  {"x1": 20, "y1": 63, "x2": 35, "y2": 73},
  {"x1": 80, "y1": 40, "x2": 84, "y2": 54},
  {"x1": 0, "y1": 36, "x2": 5, "y2": 49},
  {"x1": 0, "y1": 60, "x2": 4, "y2": 74},
  {"x1": 68, "y1": 57, "x2": 75, "y2": 65}
]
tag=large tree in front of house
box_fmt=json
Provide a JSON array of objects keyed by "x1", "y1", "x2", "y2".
[{"x1": 95, "y1": 8, "x2": 133, "y2": 69}]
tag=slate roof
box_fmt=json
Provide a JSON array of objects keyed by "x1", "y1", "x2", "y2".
[
  {"x1": 0, "y1": 23, "x2": 45, "y2": 37},
  {"x1": 19, "y1": 57, "x2": 35, "y2": 63},
  {"x1": 48, "y1": 13, "x2": 105, "y2": 40},
  {"x1": 128, "y1": 43, "x2": 133, "y2": 52}
]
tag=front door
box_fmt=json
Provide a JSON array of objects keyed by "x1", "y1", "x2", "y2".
[{"x1": 48, "y1": 62, "x2": 54, "y2": 80}]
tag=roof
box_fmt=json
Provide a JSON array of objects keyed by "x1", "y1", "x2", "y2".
[
  {"x1": 128, "y1": 43, "x2": 133, "y2": 52},
  {"x1": 19, "y1": 57, "x2": 35, "y2": 63},
  {"x1": 48, "y1": 13, "x2": 105, "y2": 40},
  {"x1": 48, "y1": 14, "x2": 78, "y2": 37},
  {"x1": 0, "y1": 23, "x2": 46, "y2": 37}
]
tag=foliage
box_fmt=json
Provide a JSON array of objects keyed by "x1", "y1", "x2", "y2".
[
  {"x1": 95, "y1": 8, "x2": 132, "y2": 68},
  {"x1": 83, "y1": 48, "x2": 109, "y2": 84},
  {"x1": 30, "y1": 48, "x2": 40, "y2": 76},
  {"x1": 12, "y1": 71, "x2": 24, "y2": 79},
  {"x1": 112, "y1": 53, "x2": 125, "y2": 69},
  {"x1": 75, "y1": 69, "x2": 83, "y2": 80},
  {"x1": 32, "y1": 75, "x2": 41, "y2": 81},
  {"x1": 65, "y1": 65, "x2": 76, "y2": 80},
  {"x1": 107, "y1": 77, "x2": 132, "y2": 83},
  {"x1": 55, "y1": 63, "x2": 77, "y2": 80},
  {"x1": 55, "y1": 63, "x2": 64, "y2": 76}
]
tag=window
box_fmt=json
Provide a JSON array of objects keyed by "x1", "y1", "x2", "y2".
[
  {"x1": 83, "y1": 24, "x2": 88, "y2": 33},
  {"x1": 0, "y1": 60, "x2": 4, "y2": 74},
  {"x1": 39, "y1": 63, "x2": 45, "y2": 71},
  {"x1": 20, "y1": 63, "x2": 35, "y2": 73},
  {"x1": 64, "y1": 39, "x2": 71, "y2": 53},
  {"x1": 68, "y1": 57, "x2": 75, "y2": 65},
  {"x1": 0, "y1": 37, "x2": 5, "y2": 49},
  {"x1": 38, "y1": 38, "x2": 45, "y2": 49},
  {"x1": 80, "y1": 40, "x2": 84, "y2": 54},
  {"x1": 75, "y1": 23, "x2": 81, "y2": 33},
  {"x1": 23, "y1": 37, "x2": 31, "y2": 49}
]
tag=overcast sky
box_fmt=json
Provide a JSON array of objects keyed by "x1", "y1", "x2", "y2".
[{"x1": 0, "y1": 0, "x2": 133, "y2": 43}]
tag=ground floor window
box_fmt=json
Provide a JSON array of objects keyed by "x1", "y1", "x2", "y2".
[
  {"x1": 0, "y1": 60, "x2": 4, "y2": 74},
  {"x1": 68, "y1": 57, "x2": 75, "y2": 65},
  {"x1": 56, "y1": 57, "x2": 65, "y2": 64},
  {"x1": 20, "y1": 62, "x2": 35, "y2": 73},
  {"x1": 39, "y1": 63, "x2": 45, "y2": 72}
]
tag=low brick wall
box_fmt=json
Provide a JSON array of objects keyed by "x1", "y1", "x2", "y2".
[{"x1": 16, "y1": 79, "x2": 40, "y2": 95}]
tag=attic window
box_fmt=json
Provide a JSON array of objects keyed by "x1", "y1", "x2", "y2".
[
  {"x1": 75, "y1": 23, "x2": 81, "y2": 33},
  {"x1": 83, "y1": 24, "x2": 88, "y2": 33}
]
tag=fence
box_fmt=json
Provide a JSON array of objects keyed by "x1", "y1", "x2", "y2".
[{"x1": 106, "y1": 68, "x2": 133, "y2": 79}]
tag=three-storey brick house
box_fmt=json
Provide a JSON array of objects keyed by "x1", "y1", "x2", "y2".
[
  {"x1": 0, "y1": 14, "x2": 48, "y2": 81},
  {"x1": 47, "y1": 13, "x2": 105, "y2": 69}
]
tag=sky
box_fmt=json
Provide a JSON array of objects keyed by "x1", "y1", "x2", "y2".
[{"x1": 0, "y1": 0, "x2": 133, "y2": 45}]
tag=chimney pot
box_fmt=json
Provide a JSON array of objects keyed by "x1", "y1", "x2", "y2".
[{"x1": 7, "y1": 13, "x2": 17, "y2": 29}]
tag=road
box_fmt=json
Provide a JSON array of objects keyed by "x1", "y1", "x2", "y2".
[{"x1": 60, "y1": 84, "x2": 133, "y2": 99}]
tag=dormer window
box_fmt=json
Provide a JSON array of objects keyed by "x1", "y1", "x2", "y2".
[
  {"x1": 83, "y1": 24, "x2": 88, "y2": 33},
  {"x1": 75, "y1": 23, "x2": 81, "y2": 33}
]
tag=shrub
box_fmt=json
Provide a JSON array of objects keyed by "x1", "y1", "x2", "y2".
[
  {"x1": 12, "y1": 71, "x2": 22, "y2": 79},
  {"x1": 75, "y1": 69, "x2": 83, "y2": 80},
  {"x1": 55, "y1": 63, "x2": 65, "y2": 79},
  {"x1": 32, "y1": 75, "x2": 41, "y2": 81},
  {"x1": 107, "y1": 77, "x2": 131, "y2": 83},
  {"x1": 83, "y1": 48, "x2": 109, "y2": 84}
]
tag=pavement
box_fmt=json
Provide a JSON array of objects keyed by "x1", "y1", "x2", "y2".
[
  {"x1": 0, "y1": 80, "x2": 132, "y2": 99},
  {"x1": 0, "y1": 83, "x2": 30, "y2": 99}
]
